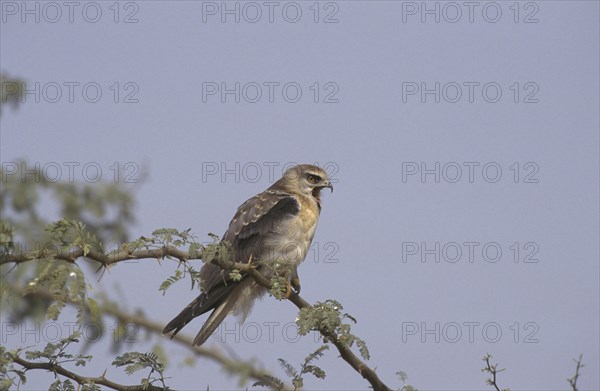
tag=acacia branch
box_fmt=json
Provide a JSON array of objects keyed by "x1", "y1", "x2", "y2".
[
  {"x1": 90, "y1": 295, "x2": 286, "y2": 389},
  {"x1": 3, "y1": 242, "x2": 393, "y2": 390},
  {"x1": 245, "y1": 269, "x2": 392, "y2": 391},
  {"x1": 11, "y1": 355, "x2": 164, "y2": 391},
  {"x1": 5, "y1": 284, "x2": 286, "y2": 390},
  {"x1": 105, "y1": 302, "x2": 285, "y2": 389},
  {"x1": 1, "y1": 245, "x2": 196, "y2": 267},
  {"x1": 482, "y1": 353, "x2": 505, "y2": 391},
  {"x1": 567, "y1": 354, "x2": 584, "y2": 391}
]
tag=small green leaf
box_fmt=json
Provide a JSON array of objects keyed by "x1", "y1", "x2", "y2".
[
  {"x1": 229, "y1": 269, "x2": 242, "y2": 282},
  {"x1": 159, "y1": 269, "x2": 183, "y2": 295},
  {"x1": 151, "y1": 228, "x2": 179, "y2": 236},
  {"x1": 277, "y1": 358, "x2": 298, "y2": 379}
]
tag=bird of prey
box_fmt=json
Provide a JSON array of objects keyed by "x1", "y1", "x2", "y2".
[{"x1": 162, "y1": 164, "x2": 333, "y2": 345}]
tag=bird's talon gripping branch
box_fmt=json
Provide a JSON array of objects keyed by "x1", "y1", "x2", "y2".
[
  {"x1": 247, "y1": 254, "x2": 257, "y2": 270},
  {"x1": 291, "y1": 275, "x2": 301, "y2": 294},
  {"x1": 290, "y1": 266, "x2": 301, "y2": 294},
  {"x1": 284, "y1": 281, "x2": 293, "y2": 299}
]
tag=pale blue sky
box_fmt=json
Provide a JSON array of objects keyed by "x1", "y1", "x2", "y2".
[{"x1": 1, "y1": 1, "x2": 599, "y2": 390}]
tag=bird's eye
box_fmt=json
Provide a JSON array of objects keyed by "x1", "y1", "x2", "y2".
[{"x1": 307, "y1": 174, "x2": 320, "y2": 184}]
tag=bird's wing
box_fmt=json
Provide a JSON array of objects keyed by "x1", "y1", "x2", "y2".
[
  {"x1": 225, "y1": 189, "x2": 300, "y2": 244},
  {"x1": 202, "y1": 189, "x2": 300, "y2": 292},
  {"x1": 162, "y1": 190, "x2": 300, "y2": 338}
]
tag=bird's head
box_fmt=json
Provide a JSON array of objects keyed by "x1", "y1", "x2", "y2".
[{"x1": 276, "y1": 164, "x2": 333, "y2": 202}]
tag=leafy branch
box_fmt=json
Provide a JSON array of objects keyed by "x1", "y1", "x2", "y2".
[
  {"x1": 112, "y1": 352, "x2": 168, "y2": 390},
  {"x1": 4, "y1": 283, "x2": 287, "y2": 389},
  {"x1": 481, "y1": 353, "x2": 509, "y2": 391},
  {"x1": 396, "y1": 371, "x2": 417, "y2": 391},
  {"x1": 273, "y1": 345, "x2": 329, "y2": 390},
  {"x1": 567, "y1": 354, "x2": 584, "y2": 391},
  {"x1": 2, "y1": 221, "x2": 393, "y2": 390},
  {"x1": 2, "y1": 332, "x2": 167, "y2": 391},
  {"x1": 9, "y1": 355, "x2": 165, "y2": 391},
  {"x1": 1, "y1": 221, "x2": 201, "y2": 268}
]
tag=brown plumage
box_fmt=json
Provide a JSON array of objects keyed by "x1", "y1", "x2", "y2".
[{"x1": 162, "y1": 164, "x2": 333, "y2": 345}]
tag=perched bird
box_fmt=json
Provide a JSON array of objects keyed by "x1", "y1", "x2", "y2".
[{"x1": 162, "y1": 164, "x2": 333, "y2": 345}]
